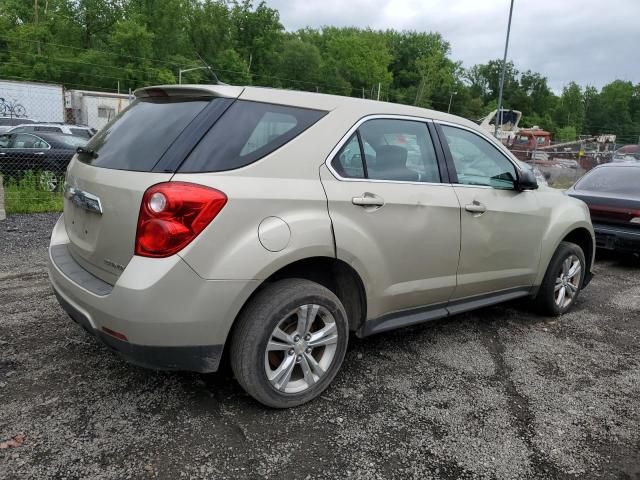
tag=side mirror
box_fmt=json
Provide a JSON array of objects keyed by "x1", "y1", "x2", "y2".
[{"x1": 517, "y1": 168, "x2": 539, "y2": 191}]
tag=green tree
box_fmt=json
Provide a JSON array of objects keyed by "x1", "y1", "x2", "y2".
[{"x1": 276, "y1": 38, "x2": 322, "y2": 90}]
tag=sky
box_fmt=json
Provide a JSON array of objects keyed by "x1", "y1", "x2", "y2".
[{"x1": 266, "y1": 0, "x2": 640, "y2": 92}]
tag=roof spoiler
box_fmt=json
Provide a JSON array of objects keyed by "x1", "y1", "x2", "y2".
[{"x1": 134, "y1": 85, "x2": 244, "y2": 100}]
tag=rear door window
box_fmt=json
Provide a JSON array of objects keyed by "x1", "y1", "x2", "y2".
[
  {"x1": 13, "y1": 134, "x2": 44, "y2": 149},
  {"x1": 77, "y1": 97, "x2": 211, "y2": 171},
  {"x1": 360, "y1": 119, "x2": 441, "y2": 183},
  {"x1": 178, "y1": 100, "x2": 326, "y2": 172}
]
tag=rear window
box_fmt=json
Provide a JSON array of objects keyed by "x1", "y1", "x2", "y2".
[
  {"x1": 54, "y1": 135, "x2": 88, "y2": 148},
  {"x1": 71, "y1": 128, "x2": 92, "y2": 138},
  {"x1": 575, "y1": 166, "x2": 640, "y2": 195},
  {"x1": 178, "y1": 100, "x2": 326, "y2": 172},
  {"x1": 78, "y1": 97, "x2": 211, "y2": 171}
]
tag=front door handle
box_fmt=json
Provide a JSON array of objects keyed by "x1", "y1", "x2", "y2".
[
  {"x1": 34, "y1": 152, "x2": 45, "y2": 156},
  {"x1": 352, "y1": 193, "x2": 384, "y2": 208},
  {"x1": 465, "y1": 201, "x2": 487, "y2": 214}
]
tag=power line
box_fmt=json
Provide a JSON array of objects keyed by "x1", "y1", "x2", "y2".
[
  {"x1": 3, "y1": 46, "x2": 171, "y2": 76},
  {"x1": 0, "y1": 72, "x2": 120, "y2": 93},
  {"x1": 0, "y1": 34, "x2": 188, "y2": 68}
]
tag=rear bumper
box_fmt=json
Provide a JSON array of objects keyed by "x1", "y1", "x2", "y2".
[
  {"x1": 48, "y1": 215, "x2": 258, "y2": 373},
  {"x1": 594, "y1": 223, "x2": 640, "y2": 253},
  {"x1": 54, "y1": 290, "x2": 224, "y2": 372}
]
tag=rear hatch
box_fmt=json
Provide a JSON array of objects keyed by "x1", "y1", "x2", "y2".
[
  {"x1": 569, "y1": 190, "x2": 640, "y2": 227},
  {"x1": 63, "y1": 85, "x2": 242, "y2": 284}
]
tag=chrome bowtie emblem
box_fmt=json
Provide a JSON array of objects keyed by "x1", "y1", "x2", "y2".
[{"x1": 64, "y1": 183, "x2": 103, "y2": 215}]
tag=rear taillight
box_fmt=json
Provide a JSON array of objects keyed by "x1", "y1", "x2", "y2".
[
  {"x1": 135, "y1": 182, "x2": 227, "y2": 258},
  {"x1": 588, "y1": 205, "x2": 640, "y2": 225}
]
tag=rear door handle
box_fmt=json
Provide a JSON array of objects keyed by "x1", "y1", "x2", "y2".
[
  {"x1": 352, "y1": 193, "x2": 384, "y2": 208},
  {"x1": 34, "y1": 152, "x2": 45, "y2": 156},
  {"x1": 465, "y1": 201, "x2": 487, "y2": 214}
]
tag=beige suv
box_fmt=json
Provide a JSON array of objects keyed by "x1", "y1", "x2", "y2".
[{"x1": 48, "y1": 85, "x2": 594, "y2": 408}]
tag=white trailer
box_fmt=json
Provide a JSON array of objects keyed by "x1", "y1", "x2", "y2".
[
  {"x1": 0, "y1": 79, "x2": 65, "y2": 123},
  {"x1": 66, "y1": 90, "x2": 132, "y2": 131}
]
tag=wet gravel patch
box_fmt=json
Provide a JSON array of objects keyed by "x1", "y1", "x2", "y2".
[{"x1": 0, "y1": 213, "x2": 639, "y2": 479}]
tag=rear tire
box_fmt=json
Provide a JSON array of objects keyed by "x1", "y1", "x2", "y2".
[
  {"x1": 230, "y1": 279, "x2": 349, "y2": 408},
  {"x1": 534, "y1": 241, "x2": 586, "y2": 316}
]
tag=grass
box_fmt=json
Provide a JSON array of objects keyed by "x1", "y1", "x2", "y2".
[
  {"x1": 549, "y1": 178, "x2": 577, "y2": 190},
  {"x1": 2, "y1": 172, "x2": 64, "y2": 214}
]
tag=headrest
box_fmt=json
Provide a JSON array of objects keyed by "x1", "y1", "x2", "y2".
[{"x1": 376, "y1": 145, "x2": 408, "y2": 169}]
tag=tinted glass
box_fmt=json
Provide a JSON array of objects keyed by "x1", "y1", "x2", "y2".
[
  {"x1": 358, "y1": 119, "x2": 440, "y2": 183},
  {"x1": 35, "y1": 126, "x2": 61, "y2": 132},
  {"x1": 78, "y1": 97, "x2": 210, "y2": 171},
  {"x1": 71, "y1": 128, "x2": 92, "y2": 138},
  {"x1": 179, "y1": 100, "x2": 326, "y2": 173},
  {"x1": 332, "y1": 134, "x2": 365, "y2": 178},
  {"x1": 13, "y1": 134, "x2": 46, "y2": 149},
  {"x1": 441, "y1": 125, "x2": 516, "y2": 189},
  {"x1": 53, "y1": 135, "x2": 87, "y2": 148},
  {"x1": 0, "y1": 134, "x2": 9, "y2": 147},
  {"x1": 575, "y1": 167, "x2": 640, "y2": 195}
]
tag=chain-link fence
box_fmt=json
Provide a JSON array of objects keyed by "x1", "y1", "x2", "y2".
[
  {"x1": 0, "y1": 79, "x2": 133, "y2": 214},
  {"x1": 509, "y1": 137, "x2": 618, "y2": 189}
]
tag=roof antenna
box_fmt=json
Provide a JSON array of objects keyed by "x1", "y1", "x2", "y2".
[{"x1": 195, "y1": 52, "x2": 225, "y2": 85}]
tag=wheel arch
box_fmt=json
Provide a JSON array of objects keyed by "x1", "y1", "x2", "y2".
[
  {"x1": 562, "y1": 227, "x2": 594, "y2": 273},
  {"x1": 221, "y1": 256, "x2": 368, "y2": 364},
  {"x1": 535, "y1": 224, "x2": 595, "y2": 291}
]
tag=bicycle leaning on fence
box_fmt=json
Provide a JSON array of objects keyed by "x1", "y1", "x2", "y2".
[{"x1": 0, "y1": 97, "x2": 27, "y2": 118}]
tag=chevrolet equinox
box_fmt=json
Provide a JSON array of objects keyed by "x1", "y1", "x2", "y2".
[{"x1": 48, "y1": 85, "x2": 595, "y2": 408}]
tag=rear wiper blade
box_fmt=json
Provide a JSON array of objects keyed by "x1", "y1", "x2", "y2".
[{"x1": 76, "y1": 146, "x2": 98, "y2": 158}]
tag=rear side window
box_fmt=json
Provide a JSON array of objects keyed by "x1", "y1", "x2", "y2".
[
  {"x1": 178, "y1": 100, "x2": 326, "y2": 173},
  {"x1": 78, "y1": 97, "x2": 211, "y2": 171}
]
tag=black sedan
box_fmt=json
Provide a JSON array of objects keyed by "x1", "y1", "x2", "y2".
[
  {"x1": 0, "y1": 131, "x2": 87, "y2": 191},
  {"x1": 567, "y1": 163, "x2": 640, "y2": 254}
]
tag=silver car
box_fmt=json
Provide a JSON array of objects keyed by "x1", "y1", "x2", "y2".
[{"x1": 49, "y1": 85, "x2": 595, "y2": 407}]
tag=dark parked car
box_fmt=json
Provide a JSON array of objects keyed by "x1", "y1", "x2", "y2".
[
  {"x1": 567, "y1": 163, "x2": 640, "y2": 254},
  {"x1": 0, "y1": 131, "x2": 87, "y2": 191}
]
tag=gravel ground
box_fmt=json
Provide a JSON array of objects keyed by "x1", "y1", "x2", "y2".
[{"x1": 1, "y1": 213, "x2": 639, "y2": 480}]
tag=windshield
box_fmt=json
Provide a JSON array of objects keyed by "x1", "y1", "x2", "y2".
[{"x1": 575, "y1": 167, "x2": 640, "y2": 195}]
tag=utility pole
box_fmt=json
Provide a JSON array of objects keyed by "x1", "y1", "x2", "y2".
[
  {"x1": 448, "y1": 91, "x2": 457, "y2": 113},
  {"x1": 34, "y1": 0, "x2": 42, "y2": 55},
  {"x1": 495, "y1": 0, "x2": 515, "y2": 139},
  {"x1": 377, "y1": 82, "x2": 381, "y2": 101}
]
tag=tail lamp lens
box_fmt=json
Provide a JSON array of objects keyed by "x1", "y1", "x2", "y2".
[{"x1": 135, "y1": 182, "x2": 227, "y2": 258}]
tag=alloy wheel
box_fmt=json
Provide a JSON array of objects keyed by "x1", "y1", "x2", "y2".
[
  {"x1": 39, "y1": 171, "x2": 58, "y2": 192},
  {"x1": 264, "y1": 304, "x2": 339, "y2": 394},
  {"x1": 555, "y1": 254, "x2": 582, "y2": 309}
]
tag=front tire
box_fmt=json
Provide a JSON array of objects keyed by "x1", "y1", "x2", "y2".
[
  {"x1": 230, "y1": 279, "x2": 349, "y2": 408},
  {"x1": 535, "y1": 241, "x2": 586, "y2": 316}
]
